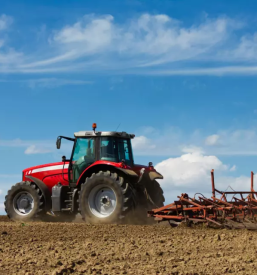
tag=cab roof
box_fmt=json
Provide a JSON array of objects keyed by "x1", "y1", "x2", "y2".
[{"x1": 74, "y1": 131, "x2": 135, "y2": 139}]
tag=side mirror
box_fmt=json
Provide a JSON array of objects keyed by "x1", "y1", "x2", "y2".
[
  {"x1": 56, "y1": 137, "x2": 61, "y2": 149},
  {"x1": 62, "y1": 156, "x2": 66, "y2": 162}
]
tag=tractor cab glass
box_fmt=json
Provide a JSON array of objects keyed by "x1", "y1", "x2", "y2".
[
  {"x1": 100, "y1": 137, "x2": 133, "y2": 166},
  {"x1": 72, "y1": 138, "x2": 95, "y2": 182}
]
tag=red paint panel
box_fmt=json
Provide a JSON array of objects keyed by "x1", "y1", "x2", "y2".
[{"x1": 43, "y1": 174, "x2": 69, "y2": 191}]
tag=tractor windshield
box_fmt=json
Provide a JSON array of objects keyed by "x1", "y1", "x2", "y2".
[{"x1": 100, "y1": 137, "x2": 133, "y2": 166}]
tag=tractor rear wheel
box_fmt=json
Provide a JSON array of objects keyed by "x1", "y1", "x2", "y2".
[
  {"x1": 4, "y1": 181, "x2": 44, "y2": 222},
  {"x1": 132, "y1": 180, "x2": 165, "y2": 225},
  {"x1": 79, "y1": 171, "x2": 135, "y2": 224},
  {"x1": 146, "y1": 180, "x2": 165, "y2": 208}
]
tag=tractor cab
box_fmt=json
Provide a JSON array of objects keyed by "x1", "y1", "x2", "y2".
[{"x1": 56, "y1": 123, "x2": 135, "y2": 184}]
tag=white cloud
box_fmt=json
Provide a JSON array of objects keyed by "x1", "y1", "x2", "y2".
[
  {"x1": 216, "y1": 175, "x2": 252, "y2": 192},
  {"x1": 3, "y1": 13, "x2": 257, "y2": 75},
  {"x1": 230, "y1": 165, "x2": 236, "y2": 171},
  {"x1": 0, "y1": 14, "x2": 12, "y2": 31},
  {"x1": 46, "y1": 14, "x2": 232, "y2": 66},
  {"x1": 0, "y1": 14, "x2": 23, "y2": 67},
  {"x1": 25, "y1": 78, "x2": 92, "y2": 89},
  {"x1": 227, "y1": 33, "x2": 257, "y2": 61},
  {"x1": 0, "y1": 78, "x2": 92, "y2": 87},
  {"x1": 208, "y1": 129, "x2": 257, "y2": 155},
  {"x1": 132, "y1": 127, "x2": 185, "y2": 156},
  {"x1": 0, "y1": 138, "x2": 74, "y2": 161},
  {"x1": 205, "y1": 134, "x2": 220, "y2": 146},
  {"x1": 144, "y1": 66, "x2": 257, "y2": 76},
  {"x1": 155, "y1": 150, "x2": 253, "y2": 203},
  {"x1": 132, "y1": 127, "x2": 257, "y2": 157},
  {"x1": 181, "y1": 145, "x2": 204, "y2": 154},
  {"x1": 139, "y1": 126, "x2": 156, "y2": 135},
  {"x1": 0, "y1": 189, "x2": 2, "y2": 195},
  {"x1": 156, "y1": 150, "x2": 227, "y2": 189},
  {"x1": 132, "y1": 136, "x2": 156, "y2": 152},
  {"x1": 0, "y1": 203, "x2": 4, "y2": 212},
  {"x1": 0, "y1": 138, "x2": 53, "y2": 148},
  {"x1": 3, "y1": 12, "x2": 257, "y2": 77},
  {"x1": 128, "y1": 15, "x2": 233, "y2": 67},
  {"x1": 77, "y1": 15, "x2": 236, "y2": 68},
  {"x1": 0, "y1": 50, "x2": 23, "y2": 65},
  {"x1": 53, "y1": 14, "x2": 115, "y2": 53},
  {"x1": 24, "y1": 145, "x2": 52, "y2": 155},
  {"x1": 3, "y1": 13, "x2": 256, "y2": 75}
]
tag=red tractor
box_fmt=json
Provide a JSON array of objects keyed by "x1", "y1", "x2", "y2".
[{"x1": 5, "y1": 124, "x2": 165, "y2": 224}]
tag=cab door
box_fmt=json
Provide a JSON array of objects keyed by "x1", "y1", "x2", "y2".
[{"x1": 69, "y1": 137, "x2": 96, "y2": 183}]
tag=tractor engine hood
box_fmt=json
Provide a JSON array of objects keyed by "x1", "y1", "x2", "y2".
[{"x1": 22, "y1": 162, "x2": 69, "y2": 181}]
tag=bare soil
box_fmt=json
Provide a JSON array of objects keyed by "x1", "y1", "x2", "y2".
[{"x1": 0, "y1": 215, "x2": 257, "y2": 275}]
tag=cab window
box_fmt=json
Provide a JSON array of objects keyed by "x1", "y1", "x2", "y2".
[
  {"x1": 72, "y1": 138, "x2": 95, "y2": 182},
  {"x1": 72, "y1": 138, "x2": 94, "y2": 161},
  {"x1": 100, "y1": 137, "x2": 132, "y2": 165}
]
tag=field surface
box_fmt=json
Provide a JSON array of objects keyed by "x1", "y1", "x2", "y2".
[{"x1": 1, "y1": 215, "x2": 257, "y2": 275}]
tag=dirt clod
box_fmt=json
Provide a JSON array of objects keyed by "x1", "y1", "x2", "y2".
[{"x1": 215, "y1": 233, "x2": 221, "y2": 241}]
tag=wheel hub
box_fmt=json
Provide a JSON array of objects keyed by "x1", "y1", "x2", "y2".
[
  {"x1": 88, "y1": 185, "x2": 117, "y2": 218},
  {"x1": 101, "y1": 196, "x2": 111, "y2": 207},
  {"x1": 13, "y1": 192, "x2": 34, "y2": 216},
  {"x1": 19, "y1": 198, "x2": 29, "y2": 208}
]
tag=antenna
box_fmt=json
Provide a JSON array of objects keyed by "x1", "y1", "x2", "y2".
[{"x1": 115, "y1": 123, "x2": 121, "y2": 131}]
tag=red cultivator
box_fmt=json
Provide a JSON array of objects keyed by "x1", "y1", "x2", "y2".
[{"x1": 148, "y1": 170, "x2": 257, "y2": 229}]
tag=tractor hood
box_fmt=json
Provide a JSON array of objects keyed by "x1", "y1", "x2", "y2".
[{"x1": 23, "y1": 162, "x2": 69, "y2": 182}]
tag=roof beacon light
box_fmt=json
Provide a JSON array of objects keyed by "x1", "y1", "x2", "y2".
[
  {"x1": 92, "y1": 123, "x2": 97, "y2": 133},
  {"x1": 149, "y1": 162, "x2": 154, "y2": 170}
]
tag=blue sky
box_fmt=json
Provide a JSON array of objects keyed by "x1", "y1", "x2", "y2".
[{"x1": 1, "y1": 0, "x2": 257, "y2": 213}]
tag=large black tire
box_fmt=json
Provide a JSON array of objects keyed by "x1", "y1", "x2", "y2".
[
  {"x1": 4, "y1": 181, "x2": 44, "y2": 222},
  {"x1": 146, "y1": 180, "x2": 165, "y2": 208},
  {"x1": 132, "y1": 180, "x2": 165, "y2": 225},
  {"x1": 79, "y1": 171, "x2": 135, "y2": 224}
]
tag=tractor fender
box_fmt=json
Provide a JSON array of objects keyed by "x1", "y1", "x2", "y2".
[
  {"x1": 23, "y1": 176, "x2": 52, "y2": 211},
  {"x1": 116, "y1": 168, "x2": 138, "y2": 177},
  {"x1": 149, "y1": 171, "x2": 163, "y2": 181},
  {"x1": 137, "y1": 169, "x2": 163, "y2": 184},
  {"x1": 77, "y1": 164, "x2": 139, "y2": 186}
]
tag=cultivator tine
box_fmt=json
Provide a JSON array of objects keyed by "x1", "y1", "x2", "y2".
[
  {"x1": 251, "y1": 171, "x2": 255, "y2": 199},
  {"x1": 148, "y1": 170, "x2": 257, "y2": 229}
]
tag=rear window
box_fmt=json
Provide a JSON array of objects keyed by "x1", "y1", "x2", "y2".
[{"x1": 100, "y1": 137, "x2": 132, "y2": 165}]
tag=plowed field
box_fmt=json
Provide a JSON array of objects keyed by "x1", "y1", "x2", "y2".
[{"x1": 1, "y1": 215, "x2": 257, "y2": 275}]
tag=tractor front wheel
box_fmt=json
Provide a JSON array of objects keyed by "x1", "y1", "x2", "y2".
[
  {"x1": 79, "y1": 171, "x2": 135, "y2": 224},
  {"x1": 4, "y1": 181, "x2": 44, "y2": 222}
]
